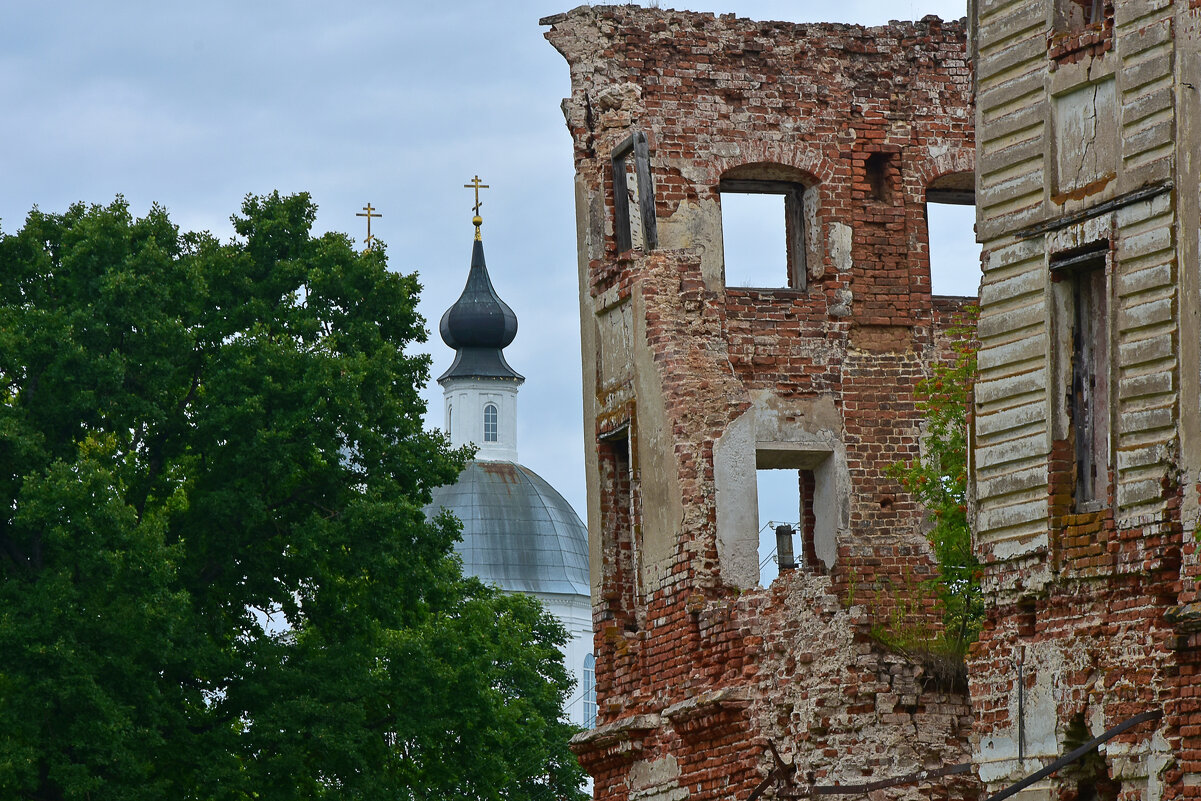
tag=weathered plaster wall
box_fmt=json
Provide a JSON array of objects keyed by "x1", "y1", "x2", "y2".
[{"x1": 544, "y1": 7, "x2": 980, "y2": 801}]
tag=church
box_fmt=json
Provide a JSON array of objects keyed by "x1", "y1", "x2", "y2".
[{"x1": 426, "y1": 203, "x2": 596, "y2": 729}]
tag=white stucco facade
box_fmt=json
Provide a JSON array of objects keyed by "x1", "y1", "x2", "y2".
[
  {"x1": 442, "y1": 376, "x2": 521, "y2": 463},
  {"x1": 535, "y1": 592, "x2": 595, "y2": 727}
]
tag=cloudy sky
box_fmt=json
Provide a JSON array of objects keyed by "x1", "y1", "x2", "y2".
[{"x1": 2, "y1": 0, "x2": 977, "y2": 534}]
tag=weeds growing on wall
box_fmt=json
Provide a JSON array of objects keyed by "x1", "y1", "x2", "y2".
[
  {"x1": 887, "y1": 307, "x2": 983, "y2": 656},
  {"x1": 869, "y1": 623, "x2": 970, "y2": 693}
]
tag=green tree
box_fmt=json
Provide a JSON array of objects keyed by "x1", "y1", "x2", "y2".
[
  {"x1": 0, "y1": 194, "x2": 587, "y2": 801},
  {"x1": 887, "y1": 308, "x2": 983, "y2": 653}
]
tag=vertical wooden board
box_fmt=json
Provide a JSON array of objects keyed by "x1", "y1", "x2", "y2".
[
  {"x1": 785, "y1": 189, "x2": 806, "y2": 290},
  {"x1": 633, "y1": 131, "x2": 658, "y2": 251}
]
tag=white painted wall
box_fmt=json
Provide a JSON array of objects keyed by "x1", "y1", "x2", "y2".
[
  {"x1": 533, "y1": 591, "x2": 595, "y2": 727},
  {"x1": 442, "y1": 376, "x2": 521, "y2": 462}
]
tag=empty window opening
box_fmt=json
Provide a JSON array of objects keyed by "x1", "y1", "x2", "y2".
[
  {"x1": 598, "y1": 433, "x2": 641, "y2": 630},
  {"x1": 582, "y1": 654, "x2": 597, "y2": 728},
  {"x1": 1061, "y1": 714, "x2": 1122, "y2": 801},
  {"x1": 927, "y1": 176, "x2": 979, "y2": 296},
  {"x1": 1052, "y1": 243, "x2": 1110, "y2": 509},
  {"x1": 483, "y1": 403, "x2": 498, "y2": 443},
  {"x1": 1050, "y1": 0, "x2": 1113, "y2": 61},
  {"x1": 1057, "y1": 0, "x2": 1106, "y2": 31},
  {"x1": 447, "y1": 402, "x2": 452, "y2": 438},
  {"x1": 756, "y1": 468, "x2": 800, "y2": 586},
  {"x1": 722, "y1": 194, "x2": 789, "y2": 290},
  {"x1": 624, "y1": 159, "x2": 644, "y2": 248},
  {"x1": 719, "y1": 178, "x2": 806, "y2": 290},
  {"x1": 755, "y1": 453, "x2": 830, "y2": 586},
  {"x1": 1070, "y1": 261, "x2": 1109, "y2": 508},
  {"x1": 865, "y1": 152, "x2": 895, "y2": 203},
  {"x1": 611, "y1": 130, "x2": 658, "y2": 253},
  {"x1": 927, "y1": 203, "x2": 978, "y2": 296}
]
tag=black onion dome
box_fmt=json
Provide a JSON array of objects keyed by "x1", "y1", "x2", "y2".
[
  {"x1": 440, "y1": 239, "x2": 518, "y2": 349},
  {"x1": 438, "y1": 238, "x2": 523, "y2": 383}
]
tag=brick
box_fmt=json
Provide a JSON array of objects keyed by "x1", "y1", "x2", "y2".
[{"x1": 546, "y1": 7, "x2": 979, "y2": 801}]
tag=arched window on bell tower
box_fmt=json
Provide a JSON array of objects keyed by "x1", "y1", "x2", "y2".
[{"x1": 483, "y1": 403, "x2": 498, "y2": 443}]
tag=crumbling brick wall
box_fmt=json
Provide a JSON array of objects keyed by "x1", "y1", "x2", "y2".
[
  {"x1": 969, "y1": 1, "x2": 1201, "y2": 800},
  {"x1": 543, "y1": 7, "x2": 979, "y2": 801}
]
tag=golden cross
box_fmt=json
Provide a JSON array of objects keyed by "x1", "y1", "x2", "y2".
[
  {"x1": 356, "y1": 202, "x2": 382, "y2": 251},
  {"x1": 463, "y1": 175, "x2": 489, "y2": 216}
]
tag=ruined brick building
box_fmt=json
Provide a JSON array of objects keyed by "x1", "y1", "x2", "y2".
[
  {"x1": 545, "y1": 3, "x2": 1201, "y2": 801},
  {"x1": 543, "y1": 7, "x2": 979, "y2": 801},
  {"x1": 969, "y1": 2, "x2": 1201, "y2": 801}
]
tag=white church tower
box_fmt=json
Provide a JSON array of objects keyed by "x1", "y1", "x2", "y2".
[
  {"x1": 427, "y1": 194, "x2": 596, "y2": 729},
  {"x1": 436, "y1": 204, "x2": 523, "y2": 463}
]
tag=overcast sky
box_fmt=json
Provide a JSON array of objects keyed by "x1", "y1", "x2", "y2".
[{"x1": 2, "y1": 0, "x2": 977, "y2": 530}]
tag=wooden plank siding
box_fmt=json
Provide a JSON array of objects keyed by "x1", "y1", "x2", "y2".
[{"x1": 973, "y1": 0, "x2": 1181, "y2": 562}]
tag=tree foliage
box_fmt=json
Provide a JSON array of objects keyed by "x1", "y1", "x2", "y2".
[
  {"x1": 0, "y1": 194, "x2": 587, "y2": 801},
  {"x1": 887, "y1": 308, "x2": 983, "y2": 653}
]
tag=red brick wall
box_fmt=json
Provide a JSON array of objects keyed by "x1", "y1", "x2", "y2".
[
  {"x1": 545, "y1": 7, "x2": 979, "y2": 801},
  {"x1": 969, "y1": 463, "x2": 1192, "y2": 800}
]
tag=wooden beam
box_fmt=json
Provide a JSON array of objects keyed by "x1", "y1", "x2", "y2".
[
  {"x1": 611, "y1": 136, "x2": 634, "y2": 253},
  {"x1": 719, "y1": 178, "x2": 795, "y2": 195},
  {"x1": 633, "y1": 131, "x2": 658, "y2": 250},
  {"x1": 785, "y1": 187, "x2": 806, "y2": 290}
]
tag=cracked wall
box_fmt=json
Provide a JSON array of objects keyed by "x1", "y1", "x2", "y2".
[{"x1": 542, "y1": 7, "x2": 978, "y2": 801}]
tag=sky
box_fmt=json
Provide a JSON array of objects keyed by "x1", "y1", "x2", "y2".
[{"x1": 1, "y1": 0, "x2": 978, "y2": 543}]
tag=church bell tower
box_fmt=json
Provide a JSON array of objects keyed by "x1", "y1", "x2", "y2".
[{"x1": 437, "y1": 179, "x2": 524, "y2": 462}]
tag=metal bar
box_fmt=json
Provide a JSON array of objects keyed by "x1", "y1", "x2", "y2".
[
  {"x1": 753, "y1": 710, "x2": 1160, "y2": 801},
  {"x1": 747, "y1": 741, "x2": 794, "y2": 801},
  {"x1": 1017, "y1": 662, "x2": 1025, "y2": 765},
  {"x1": 810, "y1": 763, "x2": 973, "y2": 795},
  {"x1": 748, "y1": 743, "x2": 972, "y2": 801},
  {"x1": 984, "y1": 709, "x2": 1162, "y2": 801},
  {"x1": 747, "y1": 773, "x2": 777, "y2": 801}
]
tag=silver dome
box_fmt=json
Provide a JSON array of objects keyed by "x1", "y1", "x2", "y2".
[{"x1": 427, "y1": 460, "x2": 590, "y2": 597}]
